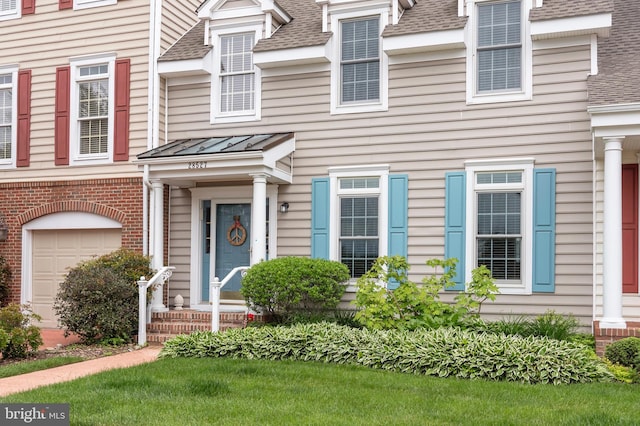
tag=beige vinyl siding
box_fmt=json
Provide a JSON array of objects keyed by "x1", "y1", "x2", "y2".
[
  {"x1": 160, "y1": 0, "x2": 201, "y2": 52},
  {"x1": 0, "y1": 0, "x2": 150, "y2": 182},
  {"x1": 165, "y1": 41, "x2": 595, "y2": 324},
  {"x1": 168, "y1": 188, "x2": 193, "y2": 307}
]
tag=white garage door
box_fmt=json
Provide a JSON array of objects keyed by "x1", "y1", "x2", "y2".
[{"x1": 32, "y1": 229, "x2": 122, "y2": 328}]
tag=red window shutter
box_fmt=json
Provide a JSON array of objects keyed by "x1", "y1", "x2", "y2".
[
  {"x1": 16, "y1": 70, "x2": 31, "y2": 167},
  {"x1": 622, "y1": 164, "x2": 638, "y2": 294},
  {"x1": 113, "y1": 58, "x2": 130, "y2": 162},
  {"x1": 55, "y1": 66, "x2": 71, "y2": 166},
  {"x1": 22, "y1": 0, "x2": 35, "y2": 14},
  {"x1": 59, "y1": 0, "x2": 72, "y2": 10}
]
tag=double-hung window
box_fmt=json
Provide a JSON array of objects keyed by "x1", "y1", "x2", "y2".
[
  {"x1": 477, "y1": 1, "x2": 522, "y2": 92},
  {"x1": 0, "y1": 0, "x2": 18, "y2": 20},
  {"x1": 341, "y1": 18, "x2": 380, "y2": 104},
  {"x1": 445, "y1": 159, "x2": 557, "y2": 294},
  {"x1": 68, "y1": 54, "x2": 115, "y2": 165},
  {"x1": 466, "y1": 0, "x2": 531, "y2": 104},
  {"x1": 330, "y1": 10, "x2": 388, "y2": 115},
  {"x1": 220, "y1": 33, "x2": 254, "y2": 114},
  {"x1": 338, "y1": 177, "x2": 381, "y2": 278},
  {"x1": 475, "y1": 171, "x2": 523, "y2": 283},
  {"x1": 211, "y1": 28, "x2": 261, "y2": 123},
  {"x1": 0, "y1": 73, "x2": 12, "y2": 162}
]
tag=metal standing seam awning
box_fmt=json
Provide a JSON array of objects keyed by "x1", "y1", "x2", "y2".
[{"x1": 135, "y1": 133, "x2": 295, "y2": 186}]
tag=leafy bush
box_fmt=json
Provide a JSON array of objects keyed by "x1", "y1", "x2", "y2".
[
  {"x1": 354, "y1": 256, "x2": 498, "y2": 330},
  {"x1": 605, "y1": 337, "x2": 640, "y2": 370},
  {"x1": 0, "y1": 255, "x2": 11, "y2": 307},
  {"x1": 54, "y1": 248, "x2": 152, "y2": 343},
  {"x1": 483, "y1": 311, "x2": 581, "y2": 342},
  {"x1": 603, "y1": 358, "x2": 640, "y2": 384},
  {"x1": 160, "y1": 322, "x2": 613, "y2": 385},
  {"x1": 0, "y1": 303, "x2": 42, "y2": 359},
  {"x1": 241, "y1": 257, "x2": 349, "y2": 322}
]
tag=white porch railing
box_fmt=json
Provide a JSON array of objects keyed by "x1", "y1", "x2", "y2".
[
  {"x1": 210, "y1": 266, "x2": 250, "y2": 332},
  {"x1": 137, "y1": 266, "x2": 175, "y2": 346}
]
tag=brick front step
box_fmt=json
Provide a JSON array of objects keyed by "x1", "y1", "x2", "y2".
[{"x1": 147, "y1": 309, "x2": 249, "y2": 343}]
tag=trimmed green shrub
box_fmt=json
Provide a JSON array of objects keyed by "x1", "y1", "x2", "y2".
[
  {"x1": 605, "y1": 337, "x2": 640, "y2": 370},
  {"x1": 241, "y1": 257, "x2": 350, "y2": 322},
  {"x1": 354, "y1": 256, "x2": 498, "y2": 330},
  {"x1": 160, "y1": 323, "x2": 613, "y2": 385},
  {"x1": 0, "y1": 303, "x2": 42, "y2": 359},
  {"x1": 0, "y1": 255, "x2": 11, "y2": 307},
  {"x1": 603, "y1": 358, "x2": 640, "y2": 384},
  {"x1": 54, "y1": 248, "x2": 152, "y2": 343}
]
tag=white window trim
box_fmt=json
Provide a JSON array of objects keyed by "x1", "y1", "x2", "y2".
[
  {"x1": 465, "y1": 0, "x2": 533, "y2": 105},
  {"x1": 0, "y1": 0, "x2": 20, "y2": 21},
  {"x1": 74, "y1": 0, "x2": 117, "y2": 10},
  {"x1": 69, "y1": 53, "x2": 116, "y2": 166},
  {"x1": 330, "y1": 8, "x2": 389, "y2": 115},
  {"x1": 210, "y1": 24, "x2": 262, "y2": 124},
  {"x1": 328, "y1": 164, "x2": 389, "y2": 286},
  {"x1": 464, "y1": 158, "x2": 534, "y2": 294},
  {"x1": 0, "y1": 65, "x2": 18, "y2": 168}
]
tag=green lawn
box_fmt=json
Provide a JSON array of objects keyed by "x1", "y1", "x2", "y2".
[
  {"x1": 0, "y1": 357, "x2": 637, "y2": 425},
  {"x1": 0, "y1": 356, "x2": 84, "y2": 378}
]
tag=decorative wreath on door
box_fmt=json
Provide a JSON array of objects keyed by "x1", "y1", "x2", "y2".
[{"x1": 227, "y1": 215, "x2": 247, "y2": 246}]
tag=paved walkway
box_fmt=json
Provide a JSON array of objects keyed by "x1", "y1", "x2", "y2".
[{"x1": 0, "y1": 329, "x2": 162, "y2": 397}]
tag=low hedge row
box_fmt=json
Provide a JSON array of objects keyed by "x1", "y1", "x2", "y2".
[{"x1": 160, "y1": 322, "x2": 613, "y2": 385}]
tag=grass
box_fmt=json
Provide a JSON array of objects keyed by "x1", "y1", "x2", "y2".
[
  {"x1": 0, "y1": 356, "x2": 84, "y2": 378},
  {"x1": 0, "y1": 357, "x2": 637, "y2": 425}
]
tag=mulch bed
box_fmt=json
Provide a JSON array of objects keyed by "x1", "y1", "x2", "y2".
[{"x1": 0, "y1": 343, "x2": 138, "y2": 367}]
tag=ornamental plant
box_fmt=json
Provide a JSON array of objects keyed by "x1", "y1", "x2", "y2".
[
  {"x1": 241, "y1": 257, "x2": 350, "y2": 322},
  {"x1": 353, "y1": 256, "x2": 499, "y2": 330},
  {"x1": 0, "y1": 303, "x2": 42, "y2": 359},
  {"x1": 605, "y1": 337, "x2": 640, "y2": 371},
  {"x1": 54, "y1": 248, "x2": 153, "y2": 343}
]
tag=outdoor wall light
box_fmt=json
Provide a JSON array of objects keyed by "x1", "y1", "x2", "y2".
[
  {"x1": 280, "y1": 202, "x2": 289, "y2": 213},
  {"x1": 0, "y1": 214, "x2": 7, "y2": 242}
]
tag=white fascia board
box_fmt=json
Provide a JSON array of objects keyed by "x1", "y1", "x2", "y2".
[
  {"x1": 254, "y1": 43, "x2": 331, "y2": 69},
  {"x1": 399, "y1": 0, "x2": 415, "y2": 8},
  {"x1": 262, "y1": 137, "x2": 295, "y2": 167},
  {"x1": 261, "y1": 0, "x2": 292, "y2": 24},
  {"x1": 589, "y1": 104, "x2": 640, "y2": 136},
  {"x1": 157, "y1": 51, "x2": 212, "y2": 78},
  {"x1": 530, "y1": 13, "x2": 611, "y2": 40},
  {"x1": 383, "y1": 29, "x2": 465, "y2": 55}
]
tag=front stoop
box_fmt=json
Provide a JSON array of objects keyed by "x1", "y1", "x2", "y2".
[
  {"x1": 594, "y1": 321, "x2": 640, "y2": 356},
  {"x1": 147, "y1": 310, "x2": 250, "y2": 343}
]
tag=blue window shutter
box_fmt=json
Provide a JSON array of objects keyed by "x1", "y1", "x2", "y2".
[
  {"x1": 387, "y1": 174, "x2": 408, "y2": 290},
  {"x1": 445, "y1": 172, "x2": 466, "y2": 290},
  {"x1": 311, "y1": 177, "x2": 330, "y2": 259},
  {"x1": 532, "y1": 168, "x2": 556, "y2": 292}
]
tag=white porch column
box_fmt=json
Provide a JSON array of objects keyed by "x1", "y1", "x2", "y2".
[
  {"x1": 601, "y1": 137, "x2": 626, "y2": 328},
  {"x1": 150, "y1": 180, "x2": 168, "y2": 312},
  {"x1": 250, "y1": 174, "x2": 267, "y2": 265}
]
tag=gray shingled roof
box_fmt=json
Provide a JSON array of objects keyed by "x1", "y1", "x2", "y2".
[
  {"x1": 530, "y1": 0, "x2": 613, "y2": 21},
  {"x1": 382, "y1": 0, "x2": 466, "y2": 37},
  {"x1": 159, "y1": 20, "x2": 211, "y2": 62},
  {"x1": 588, "y1": 0, "x2": 640, "y2": 106},
  {"x1": 254, "y1": 0, "x2": 330, "y2": 52}
]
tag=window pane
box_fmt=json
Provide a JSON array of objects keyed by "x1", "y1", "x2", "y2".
[
  {"x1": 340, "y1": 195, "x2": 379, "y2": 278},
  {"x1": 0, "y1": 127, "x2": 10, "y2": 159},
  {"x1": 79, "y1": 118, "x2": 108, "y2": 154},
  {"x1": 219, "y1": 33, "x2": 255, "y2": 113},
  {"x1": 477, "y1": 237, "x2": 521, "y2": 280},
  {"x1": 341, "y1": 18, "x2": 380, "y2": 103}
]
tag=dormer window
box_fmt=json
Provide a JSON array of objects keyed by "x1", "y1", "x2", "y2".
[
  {"x1": 211, "y1": 26, "x2": 262, "y2": 123},
  {"x1": 341, "y1": 18, "x2": 380, "y2": 104},
  {"x1": 466, "y1": 0, "x2": 532, "y2": 104}
]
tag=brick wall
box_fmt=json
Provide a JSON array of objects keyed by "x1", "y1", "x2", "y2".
[
  {"x1": 0, "y1": 177, "x2": 145, "y2": 304},
  {"x1": 594, "y1": 321, "x2": 640, "y2": 356}
]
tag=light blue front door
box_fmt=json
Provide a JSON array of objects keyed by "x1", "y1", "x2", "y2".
[{"x1": 215, "y1": 203, "x2": 251, "y2": 300}]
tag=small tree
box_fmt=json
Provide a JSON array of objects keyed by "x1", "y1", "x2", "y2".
[
  {"x1": 241, "y1": 257, "x2": 350, "y2": 322},
  {"x1": 54, "y1": 248, "x2": 152, "y2": 344}
]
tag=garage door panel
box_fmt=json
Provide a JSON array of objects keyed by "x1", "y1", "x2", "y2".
[{"x1": 32, "y1": 229, "x2": 122, "y2": 328}]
